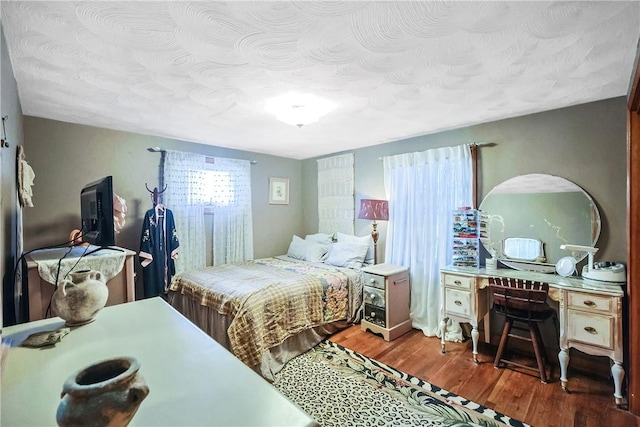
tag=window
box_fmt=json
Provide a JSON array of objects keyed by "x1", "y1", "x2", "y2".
[
  {"x1": 164, "y1": 150, "x2": 253, "y2": 269},
  {"x1": 200, "y1": 170, "x2": 234, "y2": 207}
]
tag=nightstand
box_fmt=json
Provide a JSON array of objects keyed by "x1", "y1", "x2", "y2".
[{"x1": 361, "y1": 263, "x2": 412, "y2": 341}]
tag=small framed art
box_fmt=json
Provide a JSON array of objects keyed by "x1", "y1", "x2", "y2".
[{"x1": 269, "y1": 177, "x2": 289, "y2": 205}]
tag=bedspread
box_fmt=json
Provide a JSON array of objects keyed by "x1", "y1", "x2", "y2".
[{"x1": 169, "y1": 257, "x2": 363, "y2": 368}]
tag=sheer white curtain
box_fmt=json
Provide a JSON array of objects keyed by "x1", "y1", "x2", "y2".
[
  {"x1": 163, "y1": 150, "x2": 207, "y2": 273},
  {"x1": 164, "y1": 152, "x2": 254, "y2": 272},
  {"x1": 383, "y1": 145, "x2": 473, "y2": 340},
  {"x1": 317, "y1": 153, "x2": 355, "y2": 235},
  {"x1": 208, "y1": 157, "x2": 253, "y2": 266}
]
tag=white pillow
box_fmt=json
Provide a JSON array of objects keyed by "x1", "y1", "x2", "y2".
[
  {"x1": 305, "y1": 232, "x2": 334, "y2": 245},
  {"x1": 304, "y1": 241, "x2": 330, "y2": 262},
  {"x1": 287, "y1": 235, "x2": 308, "y2": 260},
  {"x1": 324, "y1": 242, "x2": 369, "y2": 269},
  {"x1": 336, "y1": 232, "x2": 374, "y2": 265},
  {"x1": 287, "y1": 235, "x2": 328, "y2": 262}
]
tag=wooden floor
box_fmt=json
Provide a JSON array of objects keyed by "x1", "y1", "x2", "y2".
[{"x1": 329, "y1": 325, "x2": 639, "y2": 427}]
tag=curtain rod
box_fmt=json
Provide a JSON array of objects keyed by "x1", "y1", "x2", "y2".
[
  {"x1": 147, "y1": 147, "x2": 257, "y2": 164},
  {"x1": 377, "y1": 142, "x2": 493, "y2": 160}
]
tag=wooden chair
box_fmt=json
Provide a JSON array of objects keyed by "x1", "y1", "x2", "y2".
[{"x1": 489, "y1": 277, "x2": 556, "y2": 383}]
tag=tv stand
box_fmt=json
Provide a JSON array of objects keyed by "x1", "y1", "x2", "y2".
[{"x1": 24, "y1": 246, "x2": 135, "y2": 321}]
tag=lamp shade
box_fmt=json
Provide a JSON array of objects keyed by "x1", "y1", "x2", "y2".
[{"x1": 358, "y1": 199, "x2": 389, "y2": 221}]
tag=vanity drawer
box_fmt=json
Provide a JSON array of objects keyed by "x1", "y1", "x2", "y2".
[
  {"x1": 364, "y1": 286, "x2": 385, "y2": 308},
  {"x1": 568, "y1": 293, "x2": 613, "y2": 313},
  {"x1": 443, "y1": 274, "x2": 473, "y2": 290},
  {"x1": 445, "y1": 288, "x2": 471, "y2": 316},
  {"x1": 568, "y1": 309, "x2": 613, "y2": 349},
  {"x1": 363, "y1": 273, "x2": 385, "y2": 290}
]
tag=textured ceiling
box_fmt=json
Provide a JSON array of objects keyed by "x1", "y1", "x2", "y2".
[{"x1": 2, "y1": 1, "x2": 640, "y2": 160}]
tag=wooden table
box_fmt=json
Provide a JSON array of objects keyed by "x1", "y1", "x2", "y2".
[{"x1": 1, "y1": 298, "x2": 318, "y2": 426}]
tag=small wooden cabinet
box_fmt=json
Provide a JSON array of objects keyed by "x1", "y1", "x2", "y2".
[
  {"x1": 556, "y1": 287, "x2": 624, "y2": 404},
  {"x1": 361, "y1": 263, "x2": 412, "y2": 341},
  {"x1": 25, "y1": 246, "x2": 136, "y2": 321}
]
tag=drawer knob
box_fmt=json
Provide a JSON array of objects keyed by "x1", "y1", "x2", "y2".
[
  {"x1": 583, "y1": 300, "x2": 596, "y2": 307},
  {"x1": 454, "y1": 300, "x2": 462, "y2": 306},
  {"x1": 370, "y1": 312, "x2": 376, "y2": 318},
  {"x1": 584, "y1": 326, "x2": 597, "y2": 334},
  {"x1": 369, "y1": 278, "x2": 377, "y2": 284},
  {"x1": 454, "y1": 280, "x2": 462, "y2": 286},
  {"x1": 369, "y1": 293, "x2": 377, "y2": 300}
]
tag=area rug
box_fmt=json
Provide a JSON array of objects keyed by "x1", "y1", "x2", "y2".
[{"x1": 273, "y1": 340, "x2": 529, "y2": 427}]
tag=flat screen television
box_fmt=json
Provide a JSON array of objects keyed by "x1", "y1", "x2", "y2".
[{"x1": 80, "y1": 176, "x2": 115, "y2": 247}]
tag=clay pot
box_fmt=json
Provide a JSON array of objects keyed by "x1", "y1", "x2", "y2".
[
  {"x1": 57, "y1": 356, "x2": 149, "y2": 427},
  {"x1": 51, "y1": 270, "x2": 109, "y2": 326}
]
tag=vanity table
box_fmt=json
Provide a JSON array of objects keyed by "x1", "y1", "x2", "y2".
[{"x1": 439, "y1": 266, "x2": 625, "y2": 406}]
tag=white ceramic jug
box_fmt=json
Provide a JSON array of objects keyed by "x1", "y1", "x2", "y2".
[{"x1": 51, "y1": 270, "x2": 109, "y2": 326}]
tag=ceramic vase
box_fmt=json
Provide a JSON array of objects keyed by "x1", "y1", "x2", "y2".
[
  {"x1": 51, "y1": 269, "x2": 109, "y2": 326},
  {"x1": 56, "y1": 356, "x2": 149, "y2": 427}
]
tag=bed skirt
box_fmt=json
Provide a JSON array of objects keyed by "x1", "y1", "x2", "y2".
[{"x1": 168, "y1": 291, "x2": 349, "y2": 381}]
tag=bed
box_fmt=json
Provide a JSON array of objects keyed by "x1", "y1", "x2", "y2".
[{"x1": 167, "y1": 233, "x2": 371, "y2": 380}]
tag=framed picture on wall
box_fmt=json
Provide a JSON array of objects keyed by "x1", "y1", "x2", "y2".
[{"x1": 269, "y1": 177, "x2": 289, "y2": 205}]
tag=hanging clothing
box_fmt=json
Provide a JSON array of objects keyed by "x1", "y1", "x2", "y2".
[
  {"x1": 139, "y1": 204, "x2": 179, "y2": 298},
  {"x1": 17, "y1": 145, "x2": 35, "y2": 208}
]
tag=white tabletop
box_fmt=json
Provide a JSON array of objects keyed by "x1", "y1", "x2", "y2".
[
  {"x1": 441, "y1": 265, "x2": 624, "y2": 296},
  {"x1": 1, "y1": 298, "x2": 317, "y2": 426},
  {"x1": 362, "y1": 263, "x2": 408, "y2": 276}
]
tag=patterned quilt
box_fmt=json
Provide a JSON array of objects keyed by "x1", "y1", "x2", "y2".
[{"x1": 169, "y1": 257, "x2": 364, "y2": 368}]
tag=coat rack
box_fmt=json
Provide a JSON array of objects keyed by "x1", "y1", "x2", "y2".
[{"x1": 145, "y1": 183, "x2": 167, "y2": 207}]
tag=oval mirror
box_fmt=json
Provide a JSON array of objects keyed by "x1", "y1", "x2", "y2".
[{"x1": 479, "y1": 174, "x2": 600, "y2": 272}]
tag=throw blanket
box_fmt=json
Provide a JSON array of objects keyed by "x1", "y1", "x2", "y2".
[
  {"x1": 30, "y1": 246, "x2": 126, "y2": 285},
  {"x1": 169, "y1": 257, "x2": 363, "y2": 368}
]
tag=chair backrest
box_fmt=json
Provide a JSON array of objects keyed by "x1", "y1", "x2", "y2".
[{"x1": 489, "y1": 277, "x2": 550, "y2": 316}]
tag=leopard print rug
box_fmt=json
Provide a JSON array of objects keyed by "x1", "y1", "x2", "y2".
[{"x1": 273, "y1": 340, "x2": 528, "y2": 427}]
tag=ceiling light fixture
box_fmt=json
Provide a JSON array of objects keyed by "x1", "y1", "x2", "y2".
[{"x1": 266, "y1": 92, "x2": 336, "y2": 128}]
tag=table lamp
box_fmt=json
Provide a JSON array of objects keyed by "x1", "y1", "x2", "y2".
[{"x1": 358, "y1": 199, "x2": 389, "y2": 264}]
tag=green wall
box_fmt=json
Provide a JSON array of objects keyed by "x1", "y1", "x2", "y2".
[
  {"x1": 302, "y1": 97, "x2": 628, "y2": 266},
  {"x1": 21, "y1": 118, "x2": 303, "y2": 298},
  {"x1": 8, "y1": 69, "x2": 629, "y2": 314}
]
